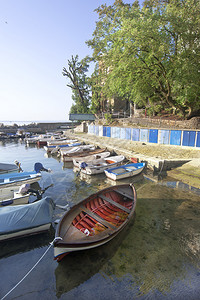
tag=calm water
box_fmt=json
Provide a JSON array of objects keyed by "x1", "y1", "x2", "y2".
[{"x1": 0, "y1": 140, "x2": 200, "y2": 300}]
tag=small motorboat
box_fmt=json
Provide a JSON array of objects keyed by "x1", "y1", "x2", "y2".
[
  {"x1": 44, "y1": 142, "x2": 82, "y2": 155},
  {"x1": 72, "y1": 151, "x2": 110, "y2": 168},
  {"x1": 0, "y1": 186, "x2": 30, "y2": 206},
  {"x1": 104, "y1": 162, "x2": 146, "y2": 181},
  {"x1": 0, "y1": 196, "x2": 55, "y2": 241},
  {"x1": 53, "y1": 183, "x2": 137, "y2": 261},
  {"x1": 0, "y1": 182, "x2": 53, "y2": 206},
  {"x1": 25, "y1": 135, "x2": 39, "y2": 145},
  {"x1": 47, "y1": 139, "x2": 77, "y2": 147},
  {"x1": 0, "y1": 162, "x2": 49, "y2": 188},
  {"x1": 79, "y1": 155, "x2": 125, "y2": 175}
]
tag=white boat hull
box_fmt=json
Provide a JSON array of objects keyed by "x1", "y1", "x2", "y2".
[
  {"x1": 73, "y1": 151, "x2": 110, "y2": 168},
  {"x1": 0, "y1": 223, "x2": 51, "y2": 241},
  {"x1": 104, "y1": 163, "x2": 145, "y2": 180},
  {"x1": 0, "y1": 175, "x2": 41, "y2": 188},
  {"x1": 81, "y1": 155, "x2": 125, "y2": 175}
]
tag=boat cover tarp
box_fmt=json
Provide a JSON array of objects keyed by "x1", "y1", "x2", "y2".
[
  {"x1": 0, "y1": 163, "x2": 18, "y2": 173},
  {"x1": 0, "y1": 197, "x2": 55, "y2": 234}
]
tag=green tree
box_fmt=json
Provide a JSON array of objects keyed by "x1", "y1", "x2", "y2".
[
  {"x1": 87, "y1": 0, "x2": 200, "y2": 118},
  {"x1": 63, "y1": 55, "x2": 91, "y2": 113}
]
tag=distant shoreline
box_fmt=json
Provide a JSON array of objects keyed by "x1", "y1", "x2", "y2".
[{"x1": 0, "y1": 120, "x2": 69, "y2": 126}]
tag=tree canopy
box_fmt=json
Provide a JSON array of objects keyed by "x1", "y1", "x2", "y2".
[
  {"x1": 86, "y1": 0, "x2": 200, "y2": 118},
  {"x1": 64, "y1": 0, "x2": 200, "y2": 119}
]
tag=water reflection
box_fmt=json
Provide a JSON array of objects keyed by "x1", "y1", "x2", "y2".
[{"x1": 0, "y1": 227, "x2": 55, "y2": 259}]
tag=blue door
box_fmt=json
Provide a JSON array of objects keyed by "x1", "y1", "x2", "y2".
[
  {"x1": 95, "y1": 126, "x2": 99, "y2": 136},
  {"x1": 196, "y1": 132, "x2": 200, "y2": 147},
  {"x1": 182, "y1": 131, "x2": 196, "y2": 147},
  {"x1": 126, "y1": 128, "x2": 131, "y2": 140},
  {"x1": 170, "y1": 130, "x2": 182, "y2": 145},
  {"x1": 111, "y1": 127, "x2": 116, "y2": 138},
  {"x1": 116, "y1": 127, "x2": 121, "y2": 139},
  {"x1": 149, "y1": 129, "x2": 158, "y2": 143},
  {"x1": 121, "y1": 128, "x2": 126, "y2": 139},
  {"x1": 159, "y1": 130, "x2": 170, "y2": 144},
  {"x1": 140, "y1": 129, "x2": 148, "y2": 142},
  {"x1": 132, "y1": 128, "x2": 139, "y2": 141},
  {"x1": 106, "y1": 127, "x2": 111, "y2": 137}
]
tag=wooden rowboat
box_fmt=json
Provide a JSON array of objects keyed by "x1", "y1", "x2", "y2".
[
  {"x1": 104, "y1": 162, "x2": 146, "y2": 181},
  {"x1": 53, "y1": 183, "x2": 137, "y2": 261},
  {"x1": 60, "y1": 147, "x2": 107, "y2": 162}
]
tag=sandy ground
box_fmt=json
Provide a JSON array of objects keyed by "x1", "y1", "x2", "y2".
[{"x1": 66, "y1": 132, "x2": 200, "y2": 189}]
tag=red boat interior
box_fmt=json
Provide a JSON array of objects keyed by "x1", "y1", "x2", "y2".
[{"x1": 72, "y1": 190, "x2": 133, "y2": 237}]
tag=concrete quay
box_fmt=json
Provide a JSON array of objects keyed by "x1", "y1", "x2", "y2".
[{"x1": 64, "y1": 131, "x2": 200, "y2": 190}]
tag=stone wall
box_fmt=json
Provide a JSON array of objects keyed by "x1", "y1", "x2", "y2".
[{"x1": 95, "y1": 116, "x2": 200, "y2": 130}]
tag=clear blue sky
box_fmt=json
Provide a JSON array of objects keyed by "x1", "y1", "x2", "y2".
[{"x1": 0, "y1": 0, "x2": 136, "y2": 123}]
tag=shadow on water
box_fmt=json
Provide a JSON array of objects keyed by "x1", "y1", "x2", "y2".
[
  {"x1": 0, "y1": 227, "x2": 55, "y2": 259},
  {"x1": 55, "y1": 213, "x2": 136, "y2": 298}
]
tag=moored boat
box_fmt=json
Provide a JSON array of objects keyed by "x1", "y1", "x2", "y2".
[
  {"x1": 0, "y1": 171, "x2": 41, "y2": 188},
  {"x1": 79, "y1": 155, "x2": 125, "y2": 175},
  {"x1": 47, "y1": 139, "x2": 77, "y2": 147},
  {"x1": 59, "y1": 145, "x2": 102, "y2": 162},
  {"x1": 104, "y1": 162, "x2": 146, "y2": 181},
  {"x1": 0, "y1": 187, "x2": 30, "y2": 206},
  {"x1": 44, "y1": 142, "x2": 82, "y2": 155},
  {"x1": 0, "y1": 197, "x2": 55, "y2": 241},
  {"x1": 0, "y1": 162, "x2": 49, "y2": 188},
  {"x1": 0, "y1": 181, "x2": 50, "y2": 206},
  {"x1": 61, "y1": 147, "x2": 108, "y2": 163},
  {"x1": 53, "y1": 183, "x2": 137, "y2": 261},
  {"x1": 72, "y1": 151, "x2": 110, "y2": 168}
]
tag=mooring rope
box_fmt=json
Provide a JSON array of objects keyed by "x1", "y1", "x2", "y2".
[
  {"x1": 136, "y1": 182, "x2": 149, "y2": 192},
  {"x1": 1, "y1": 240, "x2": 55, "y2": 300}
]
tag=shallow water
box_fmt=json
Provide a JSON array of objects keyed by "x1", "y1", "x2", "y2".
[{"x1": 0, "y1": 140, "x2": 200, "y2": 300}]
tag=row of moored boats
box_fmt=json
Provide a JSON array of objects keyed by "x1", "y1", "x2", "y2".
[{"x1": 0, "y1": 133, "x2": 145, "y2": 261}]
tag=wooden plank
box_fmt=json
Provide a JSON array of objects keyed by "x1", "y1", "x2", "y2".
[
  {"x1": 99, "y1": 194, "x2": 131, "y2": 213},
  {"x1": 114, "y1": 189, "x2": 133, "y2": 200},
  {"x1": 80, "y1": 206, "x2": 116, "y2": 230}
]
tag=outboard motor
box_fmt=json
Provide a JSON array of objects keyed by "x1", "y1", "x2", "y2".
[
  {"x1": 34, "y1": 162, "x2": 51, "y2": 173},
  {"x1": 80, "y1": 162, "x2": 88, "y2": 170}
]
